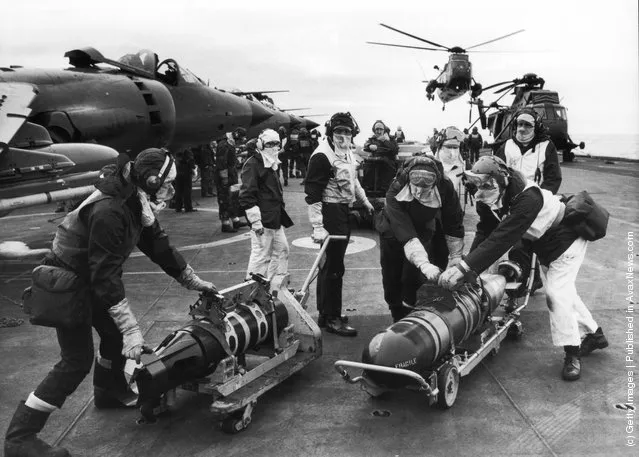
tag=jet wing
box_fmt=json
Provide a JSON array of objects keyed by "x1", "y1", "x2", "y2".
[{"x1": 0, "y1": 82, "x2": 37, "y2": 145}]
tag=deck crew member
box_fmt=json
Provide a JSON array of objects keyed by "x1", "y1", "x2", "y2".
[
  {"x1": 439, "y1": 156, "x2": 608, "y2": 381},
  {"x1": 304, "y1": 112, "x2": 374, "y2": 336},
  {"x1": 240, "y1": 129, "x2": 293, "y2": 282},
  {"x1": 377, "y1": 154, "x2": 465, "y2": 322},
  {"x1": 4, "y1": 149, "x2": 218, "y2": 457},
  {"x1": 362, "y1": 120, "x2": 399, "y2": 196},
  {"x1": 216, "y1": 127, "x2": 249, "y2": 232}
]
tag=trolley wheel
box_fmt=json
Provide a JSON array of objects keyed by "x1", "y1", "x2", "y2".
[
  {"x1": 507, "y1": 321, "x2": 524, "y2": 340},
  {"x1": 221, "y1": 412, "x2": 250, "y2": 434},
  {"x1": 436, "y1": 364, "x2": 460, "y2": 409}
]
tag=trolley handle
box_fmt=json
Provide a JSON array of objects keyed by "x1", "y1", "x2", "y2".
[{"x1": 295, "y1": 235, "x2": 347, "y2": 306}]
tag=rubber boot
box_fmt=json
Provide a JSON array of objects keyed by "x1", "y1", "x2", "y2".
[
  {"x1": 4, "y1": 401, "x2": 70, "y2": 457},
  {"x1": 562, "y1": 346, "x2": 581, "y2": 381},
  {"x1": 93, "y1": 358, "x2": 137, "y2": 409},
  {"x1": 232, "y1": 217, "x2": 249, "y2": 229},
  {"x1": 390, "y1": 307, "x2": 410, "y2": 323}
]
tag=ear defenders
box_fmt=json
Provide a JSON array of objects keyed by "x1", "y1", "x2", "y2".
[
  {"x1": 512, "y1": 109, "x2": 544, "y2": 136},
  {"x1": 145, "y1": 152, "x2": 174, "y2": 191},
  {"x1": 325, "y1": 112, "x2": 360, "y2": 138}
]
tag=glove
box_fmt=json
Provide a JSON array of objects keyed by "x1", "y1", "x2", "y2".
[
  {"x1": 245, "y1": 206, "x2": 264, "y2": 236},
  {"x1": 420, "y1": 262, "x2": 442, "y2": 282},
  {"x1": 108, "y1": 298, "x2": 144, "y2": 363},
  {"x1": 177, "y1": 264, "x2": 219, "y2": 293},
  {"x1": 363, "y1": 200, "x2": 375, "y2": 216},
  {"x1": 404, "y1": 238, "x2": 441, "y2": 282},
  {"x1": 251, "y1": 220, "x2": 264, "y2": 236},
  {"x1": 219, "y1": 168, "x2": 229, "y2": 187},
  {"x1": 369, "y1": 144, "x2": 378, "y2": 152},
  {"x1": 445, "y1": 235, "x2": 464, "y2": 269},
  {"x1": 438, "y1": 266, "x2": 465, "y2": 291},
  {"x1": 312, "y1": 226, "x2": 329, "y2": 244},
  {"x1": 308, "y1": 202, "x2": 328, "y2": 244}
]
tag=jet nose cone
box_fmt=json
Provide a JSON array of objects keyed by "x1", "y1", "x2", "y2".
[
  {"x1": 304, "y1": 119, "x2": 319, "y2": 130},
  {"x1": 249, "y1": 101, "x2": 274, "y2": 126},
  {"x1": 48, "y1": 143, "x2": 118, "y2": 172}
]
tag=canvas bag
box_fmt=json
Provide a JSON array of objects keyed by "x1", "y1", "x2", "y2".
[
  {"x1": 562, "y1": 190, "x2": 609, "y2": 241},
  {"x1": 22, "y1": 265, "x2": 90, "y2": 328}
]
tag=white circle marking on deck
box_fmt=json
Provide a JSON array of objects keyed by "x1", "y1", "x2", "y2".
[{"x1": 291, "y1": 236, "x2": 377, "y2": 255}]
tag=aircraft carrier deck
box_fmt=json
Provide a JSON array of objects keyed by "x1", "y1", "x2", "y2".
[{"x1": 1, "y1": 155, "x2": 637, "y2": 457}]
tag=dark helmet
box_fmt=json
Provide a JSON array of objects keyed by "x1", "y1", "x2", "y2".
[
  {"x1": 512, "y1": 108, "x2": 545, "y2": 136},
  {"x1": 232, "y1": 127, "x2": 247, "y2": 140},
  {"x1": 325, "y1": 112, "x2": 360, "y2": 138},
  {"x1": 467, "y1": 155, "x2": 511, "y2": 187},
  {"x1": 132, "y1": 148, "x2": 174, "y2": 193},
  {"x1": 472, "y1": 127, "x2": 478, "y2": 133}
]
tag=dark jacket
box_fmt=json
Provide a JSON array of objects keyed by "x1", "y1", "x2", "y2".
[
  {"x1": 382, "y1": 174, "x2": 464, "y2": 246},
  {"x1": 363, "y1": 135, "x2": 399, "y2": 160},
  {"x1": 496, "y1": 137, "x2": 562, "y2": 194},
  {"x1": 176, "y1": 148, "x2": 195, "y2": 176},
  {"x1": 467, "y1": 172, "x2": 578, "y2": 272},
  {"x1": 51, "y1": 168, "x2": 186, "y2": 312},
  {"x1": 216, "y1": 138, "x2": 239, "y2": 184},
  {"x1": 468, "y1": 132, "x2": 483, "y2": 150},
  {"x1": 193, "y1": 144, "x2": 215, "y2": 168},
  {"x1": 239, "y1": 155, "x2": 293, "y2": 230}
]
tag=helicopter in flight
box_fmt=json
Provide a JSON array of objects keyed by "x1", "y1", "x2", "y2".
[
  {"x1": 477, "y1": 73, "x2": 585, "y2": 162},
  {"x1": 0, "y1": 47, "x2": 316, "y2": 158},
  {"x1": 367, "y1": 23, "x2": 525, "y2": 106}
]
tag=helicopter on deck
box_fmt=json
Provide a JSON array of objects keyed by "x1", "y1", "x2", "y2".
[
  {"x1": 367, "y1": 23, "x2": 525, "y2": 106},
  {"x1": 478, "y1": 73, "x2": 585, "y2": 162}
]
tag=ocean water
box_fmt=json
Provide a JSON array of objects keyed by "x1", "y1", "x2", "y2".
[{"x1": 573, "y1": 133, "x2": 639, "y2": 161}]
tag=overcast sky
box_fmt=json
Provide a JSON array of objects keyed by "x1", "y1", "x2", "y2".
[{"x1": 2, "y1": 0, "x2": 637, "y2": 142}]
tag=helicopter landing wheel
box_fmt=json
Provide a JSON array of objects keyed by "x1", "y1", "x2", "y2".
[{"x1": 436, "y1": 363, "x2": 460, "y2": 409}]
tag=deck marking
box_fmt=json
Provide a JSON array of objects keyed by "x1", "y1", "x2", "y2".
[
  {"x1": 291, "y1": 236, "x2": 377, "y2": 255},
  {"x1": 129, "y1": 232, "x2": 250, "y2": 257}
]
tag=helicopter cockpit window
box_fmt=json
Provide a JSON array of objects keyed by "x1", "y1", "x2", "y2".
[
  {"x1": 533, "y1": 107, "x2": 546, "y2": 119},
  {"x1": 157, "y1": 60, "x2": 179, "y2": 86},
  {"x1": 555, "y1": 107, "x2": 567, "y2": 120}
]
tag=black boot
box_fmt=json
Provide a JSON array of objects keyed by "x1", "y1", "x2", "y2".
[
  {"x1": 93, "y1": 358, "x2": 137, "y2": 409},
  {"x1": 580, "y1": 327, "x2": 608, "y2": 356},
  {"x1": 562, "y1": 346, "x2": 581, "y2": 381},
  {"x1": 325, "y1": 317, "x2": 357, "y2": 337},
  {"x1": 4, "y1": 401, "x2": 70, "y2": 457},
  {"x1": 318, "y1": 314, "x2": 349, "y2": 328}
]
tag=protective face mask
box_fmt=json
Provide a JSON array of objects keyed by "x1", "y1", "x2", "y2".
[
  {"x1": 154, "y1": 182, "x2": 175, "y2": 206},
  {"x1": 261, "y1": 147, "x2": 281, "y2": 169},
  {"x1": 333, "y1": 133, "x2": 352, "y2": 150},
  {"x1": 475, "y1": 186, "x2": 502, "y2": 209},
  {"x1": 409, "y1": 183, "x2": 441, "y2": 208},
  {"x1": 516, "y1": 129, "x2": 534, "y2": 144}
]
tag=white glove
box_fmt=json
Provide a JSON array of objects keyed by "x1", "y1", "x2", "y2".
[
  {"x1": 445, "y1": 235, "x2": 464, "y2": 269},
  {"x1": 438, "y1": 266, "x2": 465, "y2": 291},
  {"x1": 108, "y1": 298, "x2": 144, "y2": 363},
  {"x1": 251, "y1": 220, "x2": 264, "y2": 236},
  {"x1": 369, "y1": 144, "x2": 378, "y2": 152},
  {"x1": 245, "y1": 206, "x2": 264, "y2": 235},
  {"x1": 177, "y1": 265, "x2": 218, "y2": 293},
  {"x1": 312, "y1": 227, "x2": 329, "y2": 244},
  {"x1": 308, "y1": 202, "x2": 327, "y2": 244},
  {"x1": 404, "y1": 238, "x2": 441, "y2": 282},
  {"x1": 420, "y1": 263, "x2": 442, "y2": 282}
]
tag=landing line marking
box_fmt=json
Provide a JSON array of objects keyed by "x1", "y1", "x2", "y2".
[
  {"x1": 129, "y1": 232, "x2": 250, "y2": 258},
  {"x1": 292, "y1": 236, "x2": 377, "y2": 255}
]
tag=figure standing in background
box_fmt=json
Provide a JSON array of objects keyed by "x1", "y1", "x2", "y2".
[
  {"x1": 395, "y1": 126, "x2": 405, "y2": 143},
  {"x1": 240, "y1": 129, "x2": 293, "y2": 282},
  {"x1": 216, "y1": 128, "x2": 249, "y2": 232},
  {"x1": 173, "y1": 147, "x2": 196, "y2": 213}
]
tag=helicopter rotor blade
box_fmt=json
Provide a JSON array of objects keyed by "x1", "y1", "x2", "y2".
[
  {"x1": 494, "y1": 84, "x2": 516, "y2": 94},
  {"x1": 465, "y1": 29, "x2": 525, "y2": 50},
  {"x1": 366, "y1": 41, "x2": 448, "y2": 52},
  {"x1": 379, "y1": 23, "x2": 450, "y2": 50},
  {"x1": 481, "y1": 80, "x2": 516, "y2": 92}
]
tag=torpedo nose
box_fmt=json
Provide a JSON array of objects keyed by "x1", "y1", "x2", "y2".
[{"x1": 46, "y1": 143, "x2": 119, "y2": 172}]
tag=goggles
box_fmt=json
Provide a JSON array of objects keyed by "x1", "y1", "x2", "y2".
[
  {"x1": 409, "y1": 169, "x2": 437, "y2": 188},
  {"x1": 516, "y1": 121, "x2": 534, "y2": 129},
  {"x1": 333, "y1": 127, "x2": 353, "y2": 136},
  {"x1": 263, "y1": 141, "x2": 281, "y2": 148},
  {"x1": 465, "y1": 173, "x2": 496, "y2": 190}
]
